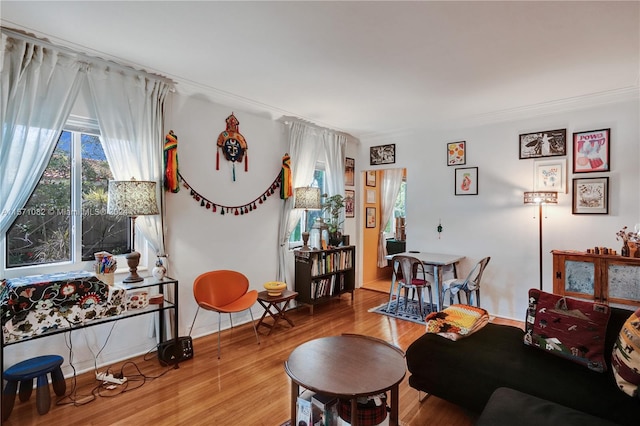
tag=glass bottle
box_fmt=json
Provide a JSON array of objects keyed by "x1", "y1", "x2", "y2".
[{"x1": 309, "y1": 218, "x2": 322, "y2": 250}]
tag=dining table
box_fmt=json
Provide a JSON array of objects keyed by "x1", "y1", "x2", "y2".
[{"x1": 385, "y1": 251, "x2": 465, "y2": 312}]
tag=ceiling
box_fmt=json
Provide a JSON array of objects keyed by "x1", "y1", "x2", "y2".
[{"x1": 2, "y1": 1, "x2": 639, "y2": 139}]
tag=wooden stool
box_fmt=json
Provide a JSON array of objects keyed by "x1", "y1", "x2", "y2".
[{"x1": 2, "y1": 355, "x2": 66, "y2": 420}]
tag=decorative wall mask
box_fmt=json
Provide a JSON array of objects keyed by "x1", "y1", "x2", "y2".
[{"x1": 216, "y1": 113, "x2": 248, "y2": 181}]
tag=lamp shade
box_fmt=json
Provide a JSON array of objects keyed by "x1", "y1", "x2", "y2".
[
  {"x1": 293, "y1": 187, "x2": 322, "y2": 210},
  {"x1": 107, "y1": 180, "x2": 159, "y2": 217},
  {"x1": 523, "y1": 191, "x2": 558, "y2": 205}
]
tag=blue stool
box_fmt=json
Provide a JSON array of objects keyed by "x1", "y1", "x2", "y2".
[{"x1": 2, "y1": 355, "x2": 66, "y2": 420}]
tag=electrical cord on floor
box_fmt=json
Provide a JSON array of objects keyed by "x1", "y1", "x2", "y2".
[
  {"x1": 54, "y1": 321, "x2": 176, "y2": 405},
  {"x1": 55, "y1": 329, "x2": 97, "y2": 407}
]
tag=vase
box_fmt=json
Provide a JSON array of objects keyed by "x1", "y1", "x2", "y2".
[
  {"x1": 621, "y1": 242, "x2": 631, "y2": 257},
  {"x1": 152, "y1": 265, "x2": 166, "y2": 280},
  {"x1": 329, "y1": 231, "x2": 343, "y2": 247}
]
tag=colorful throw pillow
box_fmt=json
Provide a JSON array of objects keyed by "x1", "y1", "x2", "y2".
[
  {"x1": 611, "y1": 308, "x2": 640, "y2": 397},
  {"x1": 524, "y1": 289, "x2": 611, "y2": 372}
]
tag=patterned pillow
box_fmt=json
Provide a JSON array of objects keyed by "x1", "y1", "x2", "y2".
[
  {"x1": 524, "y1": 289, "x2": 611, "y2": 372},
  {"x1": 611, "y1": 308, "x2": 640, "y2": 397}
]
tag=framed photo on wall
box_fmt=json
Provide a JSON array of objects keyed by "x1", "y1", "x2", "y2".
[
  {"x1": 345, "y1": 189, "x2": 354, "y2": 218},
  {"x1": 454, "y1": 167, "x2": 478, "y2": 196},
  {"x1": 573, "y1": 128, "x2": 610, "y2": 173},
  {"x1": 519, "y1": 129, "x2": 567, "y2": 159},
  {"x1": 572, "y1": 177, "x2": 609, "y2": 214},
  {"x1": 366, "y1": 189, "x2": 376, "y2": 204},
  {"x1": 370, "y1": 144, "x2": 395, "y2": 165},
  {"x1": 534, "y1": 159, "x2": 567, "y2": 193},
  {"x1": 447, "y1": 141, "x2": 466, "y2": 166},
  {"x1": 345, "y1": 157, "x2": 355, "y2": 186},
  {"x1": 366, "y1": 207, "x2": 376, "y2": 228},
  {"x1": 366, "y1": 170, "x2": 376, "y2": 187}
]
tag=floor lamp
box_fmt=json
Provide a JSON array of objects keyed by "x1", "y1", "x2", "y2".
[
  {"x1": 523, "y1": 191, "x2": 558, "y2": 290},
  {"x1": 293, "y1": 187, "x2": 321, "y2": 251},
  {"x1": 108, "y1": 179, "x2": 159, "y2": 283}
]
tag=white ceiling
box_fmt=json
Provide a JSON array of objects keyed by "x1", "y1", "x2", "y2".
[{"x1": 2, "y1": 1, "x2": 639, "y2": 139}]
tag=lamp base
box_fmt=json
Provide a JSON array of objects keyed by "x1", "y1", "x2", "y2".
[
  {"x1": 123, "y1": 251, "x2": 144, "y2": 283},
  {"x1": 299, "y1": 231, "x2": 312, "y2": 251}
]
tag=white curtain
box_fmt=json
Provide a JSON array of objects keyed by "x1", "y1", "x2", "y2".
[
  {"x1": 0, "y1": 33, "x2": 86, "y2": 235},
  {"x1": 276, "y1": 120, "x2": 322, "y2": 283},
  {"x1": 87, "y1": 66, "x2": 171, "y2": 256},
  {"x1": 377, "y1": 169, "x2": 404, "y2": 267},
  {"x1": 322, "y1": 131, "x2": 346, "y2": 202}
]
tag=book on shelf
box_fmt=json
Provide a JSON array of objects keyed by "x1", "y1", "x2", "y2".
[
  {"x1": 309, "y1": 247, "x2": 353, "y2": 277},
  {"x1": 311, "y1": 274, "x2": 343, "y2": 299}
]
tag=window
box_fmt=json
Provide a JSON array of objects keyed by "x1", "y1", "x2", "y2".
[
  {"x1": 289, "y1": 168, "x2": 326, "y2": 246},
  {"x1": 4, "y1": 120, "x2": 129, "y2": 269},
  {"x1": 384, "y1": 180, "x2": 407, "y2": 236}
]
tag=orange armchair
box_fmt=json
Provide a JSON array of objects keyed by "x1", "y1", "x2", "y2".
[{"x1": 190, "y1": 270, "x2": 260, "y2": 358}]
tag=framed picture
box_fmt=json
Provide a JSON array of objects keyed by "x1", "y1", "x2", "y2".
[
  {"x1": 447, "y1": 141, "x2": 466, "y2": 166},
  {"x1": 366, "y1": 170, "x2": 376, "y2": 187},
  {"x1": 370, "y1": 144, "x2": 395, "y2": 165},
  {"x1": 573, "y1": 128, "x2": 610, "y2": 173},
  {"x1": 454, "y1": 167, "x2": 478, "y2": 196},
  {"x1": 534, "y1": 159, "x2": 567, "y2": 193},
  {"x1": 366, "y1": 189, "x2": 376, "y2": 204},
  {"x1": 519, "y1": 129, "x2": 567, "y2": 159},
  {"x1": 366, "y1": 207, "x2": 376, "y2": 228},
  {"x1": 345, "y1": 189, "x2": 354, "y2": 218},
  {"x1": 345, "y1": 157, "x2": 355, "y2": 186},
  {"x1": 572, "y1": 177, "x2": 609, "y2": 214}
]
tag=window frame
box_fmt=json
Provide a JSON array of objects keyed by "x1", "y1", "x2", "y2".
[
  {"x1": 1, "y1": 116, "x2": 148, "y2": 279},
  {"x1": 288, "y1": 165, "x2": 327, "y2": 249}
]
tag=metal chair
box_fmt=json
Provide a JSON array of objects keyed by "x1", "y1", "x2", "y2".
[
  {"x1": 390, "y1": 255, "x2": 434, "y2": 318},
  {"x1": 190, "y1": 270, "x2": 260, "y2": 358},
  {"x1": 441, "y1": 256, "x2": 491, "y2": 307}
]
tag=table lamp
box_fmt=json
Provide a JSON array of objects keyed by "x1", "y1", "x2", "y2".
[
  {"x1": 524, "y1": 191, "x2": 558, "y2": 290},
  {"x1": 293, "y1": 187, "x2": 321, "y2": 251},
  {"x1": 108, "y1": 178, "x2": 159, "y2": 283}
]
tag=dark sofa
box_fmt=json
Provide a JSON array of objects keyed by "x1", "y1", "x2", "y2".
[{"x1": 405, "y1": 305, "x2": 640, "y2": 426}]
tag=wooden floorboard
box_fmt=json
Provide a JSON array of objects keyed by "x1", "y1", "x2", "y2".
[{"x1": 4, "y1": 284, "x2": 520, "y2": 425}]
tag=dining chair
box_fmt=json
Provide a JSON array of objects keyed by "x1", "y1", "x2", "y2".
[
  {"x1": 190, "y1": 270, "x2": 260, "y2": 358},
  {"x1": 390, "y1": 255, "x2": 434, "y2": 318},
  {"x1": 441, "y1": 256, "x2": 491, "y2": 307}
]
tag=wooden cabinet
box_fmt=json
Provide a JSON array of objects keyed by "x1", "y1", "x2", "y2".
[
  {"x1": 552, "y1": 250, "x2": 640, "y2": 306},
  {"x1": 294, "y1": 246, "x2": 355, "y2": 314}
]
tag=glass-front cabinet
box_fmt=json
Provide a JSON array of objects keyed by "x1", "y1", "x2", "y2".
[{"x1": 552, "y1": 250, "x2": 640, "y2": 306}]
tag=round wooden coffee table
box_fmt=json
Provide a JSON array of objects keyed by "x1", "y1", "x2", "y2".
[{"x1": 284, "y1": 334, "x2": 406, "y2": 426}]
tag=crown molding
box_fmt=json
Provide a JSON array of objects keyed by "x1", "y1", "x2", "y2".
[{"x1": 455, "y1": 86, "x2": 640, "y2": 129}]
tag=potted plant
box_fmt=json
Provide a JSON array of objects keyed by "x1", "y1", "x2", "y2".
[{"x1": 322, "y1": 194, "x2": 345, "y2": 246}]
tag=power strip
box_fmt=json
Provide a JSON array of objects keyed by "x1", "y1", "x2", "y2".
[{"x1": 96, "y1": 372, "x2": 127, "y2": 385}]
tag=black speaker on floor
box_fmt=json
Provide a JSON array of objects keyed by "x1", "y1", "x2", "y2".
[{"x1": 158, "y1": 336, "x2": 193, "y2": 365}]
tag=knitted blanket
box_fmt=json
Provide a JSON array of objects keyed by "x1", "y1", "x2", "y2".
[{"x1": 425, "y1": 304, "x2": 489, "y2": 341}]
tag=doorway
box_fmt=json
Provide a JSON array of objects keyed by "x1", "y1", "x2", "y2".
[{"x1": 360, "y1": 168, "x2": 406, "y2": 293}]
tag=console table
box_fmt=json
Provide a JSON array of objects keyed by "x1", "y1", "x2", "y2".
[
  {"x1": 1, "y1": 274, "x2": 178, "y2": 385},
  {"x1": 552, "y1": 250, "x2": 640, "y2": 306}
]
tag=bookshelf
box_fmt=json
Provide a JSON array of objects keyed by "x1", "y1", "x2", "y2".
[{"x1": 294, "y1": 246, "x2": 355, "y2": 314}]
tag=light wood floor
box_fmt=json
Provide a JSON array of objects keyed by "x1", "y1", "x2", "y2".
[{"x1": 5, "y1": 283, "x2": 518, "y2": 426}]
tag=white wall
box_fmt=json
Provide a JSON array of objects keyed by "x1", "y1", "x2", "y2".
[
  {"x1": 165, "y1": 94, "x2": 289, "y2": 339},
  {"x1": 359, "y1": 98, "x2": 640, "y2": 320}
]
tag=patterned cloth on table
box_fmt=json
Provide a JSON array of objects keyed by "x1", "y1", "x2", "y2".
[
  {"x1": 425, "y1": 304, "x2": 489, "y2": 341},
  {"x1": 1, "y1": 271, "x2": 126, "y2": 344}
]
